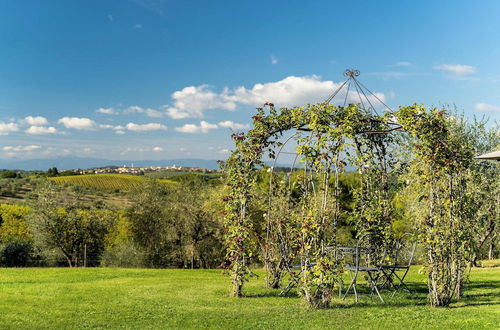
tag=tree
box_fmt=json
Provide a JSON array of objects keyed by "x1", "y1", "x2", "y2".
[
  {"x1": 47, "y1": 167, "x2": 59, "y2": 177},
  {"x1": 396, "y1": 105, "x2": 476, "y2": 306},
  {"x1": 127, "y1": 179, "x2": 172, "y2": 267},
  {"x1": 29, "y1": 180, "x2": 115, "y2": 267},
  {"x1": 0, "y1": 170, "x2": 18, "y2": 179},
  {"x1": 128, "y1": 177, "x2": 224, "y2": 268},
  {"x1": 0, "y1": 204, "x2": 32, "y2": 243}
]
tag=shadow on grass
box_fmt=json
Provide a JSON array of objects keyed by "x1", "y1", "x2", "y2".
[
  {"x1": 243, "y1": 289, "x2": 299, "y2": 298},
  {"x1": 241, "y1": 280, "x2": 499, "y2": 309}
]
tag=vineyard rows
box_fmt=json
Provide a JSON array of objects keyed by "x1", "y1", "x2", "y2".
[{"x1": 51, "y1": 174, "x2": 174, "y2": 191}]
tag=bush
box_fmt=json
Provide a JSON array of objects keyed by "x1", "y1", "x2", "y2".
[
  {"x1": 0, "y1": 240, "x2": 33, "y2": 267},
  {"x1": 479, "y1": 259, "x2": 500, "y2": 268},
  {"x1": 100, "y1": 241, "x2": 145, "y2": 268}
]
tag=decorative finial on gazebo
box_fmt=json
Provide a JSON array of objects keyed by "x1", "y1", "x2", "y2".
[{"x1": 344, "y1": 69, "x2": 360, "y2": 78}]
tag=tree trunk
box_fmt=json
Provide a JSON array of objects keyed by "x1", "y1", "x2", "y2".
[
  {"x1": 231, "y1": 266, "x2": 243, "y2": 297},
  {"x1": 489, "y1": 238, "x2": 495, "y2": 260}
]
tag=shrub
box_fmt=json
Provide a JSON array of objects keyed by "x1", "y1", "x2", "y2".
[
  {"x1": 100, "y1": 240, "x2": 145, "y2": 268},
  {"x1": 0, "y1": 240, "x2": 33, "y2": 267}
]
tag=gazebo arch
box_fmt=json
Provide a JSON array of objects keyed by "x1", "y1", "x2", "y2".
[
  {"x1": 222, "y1": 69, "x2": 473, "y2": 308},
  {"x1": 223, "y1": 70, "x2": 398, "y2": 307}
]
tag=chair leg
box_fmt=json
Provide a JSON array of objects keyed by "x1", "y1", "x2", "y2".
[
  {"x1": 338, "y1": 280, "x2": 343, "y2": 298},
  {"x1": 391, "y1": 268, "x2": 411, "y2": 297},
  {"x1": 280, "y1": 281, "x2": 294, "y2": 296},
  {"x1": 342, "y1": 269, "x2": 358, "y2": 302},
  {"x1": 380, "y1": 269, "x2": 395, "y2": 290},
  {"x1": 368, "y1": 271, "x2": 384, "y2": 303}
]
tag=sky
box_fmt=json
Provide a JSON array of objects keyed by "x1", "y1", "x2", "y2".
[{"x1": 1, "y1": 0, "x2": 500, "y2": 162}]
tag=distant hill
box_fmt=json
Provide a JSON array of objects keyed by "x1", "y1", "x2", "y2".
[{"x1": 0, "y1": 157, "x2": 222, "y2": 171}]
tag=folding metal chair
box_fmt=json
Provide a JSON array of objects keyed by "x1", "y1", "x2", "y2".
[
  {"x1": 341, "y1": 235, "x2": 385, "y2": 303},
  {"x1": 378, "y1": 233, "x2": 416, "y2": 296}
]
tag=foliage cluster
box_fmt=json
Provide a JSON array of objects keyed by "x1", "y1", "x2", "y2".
[
  {"x1": 222, "y1": 101, "x2": 499, "y2": 309},
  {"x1": 0, "y1": 173, "x2": 225, "y2": 269},
  {"x1": 222, "y1": 102, "x2": 400, "y2": 307}
]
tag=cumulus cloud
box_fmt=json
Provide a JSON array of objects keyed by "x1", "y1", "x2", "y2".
[
  {"x1": 0, "y1": 122, "x2": 19, "y2": 135},
  {"x1": 96, "y1": 107, "x2": 117, "y2": 115},
  {"x1": 120, "y1": 146, "x2": 164, "y2": 154},
  {"x1": 271, "y1": 55, "x2": 278, "y2": 65},
  {"x1": 395, "y1": 61, "x2": 412, "y2": 67},
  {"x1": 175, "y1": 121, "x2": 218, "y2": 134},
  {"x1": 217, "y1": 149, "x2": 231, "y2": 154},
  {"x1": 58, "y1": 117, "x2": 97, "y2": 130},
  {"x1": 166, "y1": 75, "x2": 386, "y2": 119},
  {"x1": 218, "y1": 121, "x2": 250, "y2": 130},
  {"x1": 23, "y1": 116, "x2": 48, "y2": 126},
  {"x1": 474, "y1": 103, "x2": 500, "y2": 113},
  {"x1": 124, "y1": 106, "x2": 164, "y2": 118},
  {"x1": 125, "y1": 122, "x2": 167, "y2": 132},
  {"x1": 25, "y1": 126, "x2": 58, "y2": 135},
  {"x1": 167, "y1": 85, "x2": 238, "y2": 119},
  {"x1": 434, "y1": 64, "x2": 476, "y2": 75},
  {"x1": 3, "y1": 145, "x2": 41, "y2": 152}
]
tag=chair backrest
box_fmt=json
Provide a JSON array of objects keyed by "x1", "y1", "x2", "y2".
[
  {"x1": 351, "y1": 232, "x2": 381, "y2": 268},
  {"x1": 394, "y1": 233, "x2": 417, "y2": 267}
]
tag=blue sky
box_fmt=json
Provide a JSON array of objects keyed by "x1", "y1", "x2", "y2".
[{"x1": 1, "y1": 0, "x2": 499, "y2": 162}]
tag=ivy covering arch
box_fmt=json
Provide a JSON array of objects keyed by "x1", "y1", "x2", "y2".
[{"x1": 222, "y1": 70, "x2": 473, "y2": 308}]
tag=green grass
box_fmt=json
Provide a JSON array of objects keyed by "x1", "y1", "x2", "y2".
[
  {"x1": 480, "y1": 259, "x2": 500, "y2": 268},
  {"x1": 50, "y1": 174, "x2": 175, "y2": 191},
  {"x1": 0, "y1": 267, "x2": 498, "y2": 329}
]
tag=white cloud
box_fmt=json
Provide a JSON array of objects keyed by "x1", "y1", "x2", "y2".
[
  {"x1": 3, "y1": 145, "x2": 41, "y2": 152},
  {"x1": 0, "y1": 122, "x2": 19, "y2": 135},
  {"x1": 125, "y1": 106, "x2": 164, "y2": 118},
  {"x1": 167, "y1": 85, "x2": 238, "y2": 119},
  {"x1": 97, "y1": 107, "x2": 117, "y2": 115},
  {"x1": 25, "y1": 126, "x2": 58, "y2": 135},
  {"x1": 271, "y1": 55, "x2": 278, "y2": 65},
  {"x1": 126, "y1": 122, "x2": 167, "y2": 132},
  {"x1": 58, "y1": 117, "x2": 97, "y2": 130},
  {"x1": 115, "y1": 130, "x2": 126, "y2": 135},
  {"x1": 83, "y1": 147, "x2": 92, "y2": 153},
  {"x1": 175, "y1": 121, "x2": 218, "y2": 134},
  {"x1": 433, "y1": 64, "x2": 476, "y2": 75},
  {"x1": 395, "y1": 61, "x2": 412, "y2": 67},
  {"x1": 474, "y1": 103, "x2": 500, "y2": 113},
  {"x1": 166, "y1": 75, "x2": 386, "y2": 119},
  {"x1": 24, "y1": 116, "x2": 48, "y2": 126},
  {"x1": 120, "y1": 146, "x2": 163, "y2": 154},
  {"x1": 218, "y1": 121, "x2": 250, "y2": 130},
  {"x1": 217, "y1": 148, "x2": 231, "y2": 154}
]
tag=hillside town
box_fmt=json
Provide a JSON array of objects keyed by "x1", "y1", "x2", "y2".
[{"x1": 79, "y1": 165, "x2": 218, "y2": 175}]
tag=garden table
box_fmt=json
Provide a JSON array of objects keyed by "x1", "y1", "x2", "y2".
[{"x1": 333, "y1": 245, "x2": 385, "y2": 303}]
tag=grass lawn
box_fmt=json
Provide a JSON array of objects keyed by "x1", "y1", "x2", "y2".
[{"x1": 0, "y1": 267, "x2": 498, "y2": 329}]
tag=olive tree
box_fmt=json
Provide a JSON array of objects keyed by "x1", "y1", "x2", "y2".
[{"x1": 29, "y1": 181, "x2": 115, "y2": 267}]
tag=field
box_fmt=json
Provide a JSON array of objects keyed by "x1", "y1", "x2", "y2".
[
  {"x1": 0, "y1": 267, "x2": 498, "y2": 329},
  {"x1": 50, "y1": 174, "x2": 175, "y2": 191}
]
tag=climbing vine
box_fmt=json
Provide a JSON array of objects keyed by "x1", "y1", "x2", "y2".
[
  {"x1": 223, "y1": 101, "x2": 475, "y2": 308},
  {"x1": 395, "y1": 104, "x2": 475, "y2": 306},
  {"x1": 223, "y1": 102, "x2": 393, "y2": 307}
]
